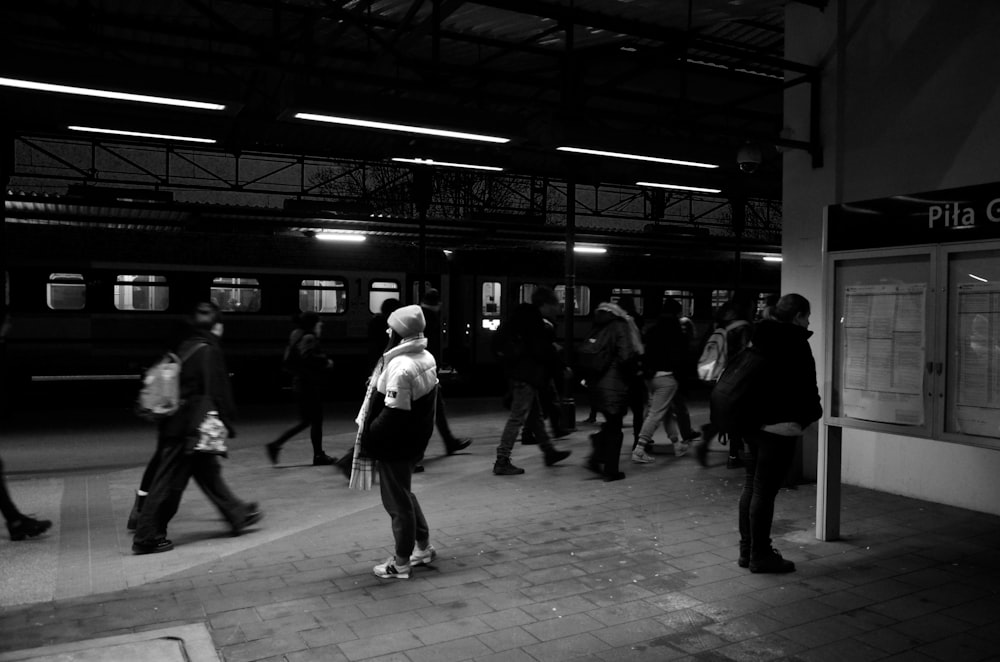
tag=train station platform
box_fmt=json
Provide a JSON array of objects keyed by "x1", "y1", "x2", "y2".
[{"x1": 1, "y1": 397, "x2": 999, "y2": 662}]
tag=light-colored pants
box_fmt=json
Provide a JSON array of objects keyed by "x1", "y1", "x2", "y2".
[{"x1": 637, "y1": 374, "x2": 679, "y2": 447}]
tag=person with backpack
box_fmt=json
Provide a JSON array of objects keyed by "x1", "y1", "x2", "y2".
[
  {"x1": 734, "y1": 293, "x2": 822, "y2": 573},
  {"x1": 582, "y1": 301, "x2": 643, "y2": 481},
  {"x1": 491, "y1": 287, "x2": 571, "y2": 475},
  {"x1": 132, "y1": 302, "x2": 262, "y2": 554},
  {"x1": 265, "y1": 312, "x2": 337, "y2": 466},
  {"x1": 695, "y1": 300, "x2": 753, "y2": 467}
]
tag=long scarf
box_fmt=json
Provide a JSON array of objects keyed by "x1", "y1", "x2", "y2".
[{"x1": 349, "y1": 356, "x2": 384, "y2": 491}]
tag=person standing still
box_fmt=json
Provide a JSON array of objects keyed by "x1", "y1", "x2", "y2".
[
  {"x1": 737, "y1": 293, "x2": 822, "y2": 573},
  {"x1": 266, "y1": 312, "x2": 336, "y2": 466},
  {"x1": 355, "y1": 305, "x2": 439, "y2": 579}
]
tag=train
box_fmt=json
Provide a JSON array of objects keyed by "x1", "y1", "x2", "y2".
[{"x1": 1, "y1": 220, "x2": 780, "y2": 409}]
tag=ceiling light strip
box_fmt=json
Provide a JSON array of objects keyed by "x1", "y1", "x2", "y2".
[
  {"x1": 294, "y1": 113, "x2": 509, "y2": 144},
  {"x1": 558, "y1": 146, "x2": 718, "y2": 169},
  {"x1": 315, "y1": 232, "x2": 366, "y2": 243},
  {"x1": 392, "y1": 157, "x2": 503, "y2": 172},
  {"x1": 68, "y1": 125, "x2": 216, "y2": 144},
  {"x1": 574, "y1": 246, "x2": 607, "y2": 254},
  {"x1": 636, "y1": 181, "x2": 722, "y2": 194},
  {"x1": 0, "y1": 77, "x2": 226, "y2": 111}
]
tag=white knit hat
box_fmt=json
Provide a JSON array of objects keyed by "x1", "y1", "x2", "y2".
[{"x1": 387, "y1": 304, "x2": 426, "y2": 338}]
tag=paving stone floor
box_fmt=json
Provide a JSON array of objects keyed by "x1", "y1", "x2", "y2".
[{"x1": 1, "y1": 398, "x2": 999, "y2": 661}]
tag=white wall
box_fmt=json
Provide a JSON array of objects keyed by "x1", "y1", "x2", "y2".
[{"x1": 784, "y1": 0, "x2": 1000, "y2": 515}]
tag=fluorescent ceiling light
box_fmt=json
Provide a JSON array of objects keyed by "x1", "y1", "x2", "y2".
[
  {"x1": 294, "y1": 113, "x2": 510, "y2": 144},
  {"x1": 315, "y1": 231, "x2": 366, "y2": 243},
  {"x1": 574, "y1": 246, "x2": 607, "y2": 254},
  {"x1": 969, "y1": 273, "x2": 988, "y2": 283},
  {"x1": 68, "y1": 125, "x2": 216, "y2": 144},
  {"x1": 636, "y1": 181, "x2": 722, "y2": 194},
  {"x1": 392, "y1": 157, "x2": 503, "y2": 172},
  {"x1": 763, "y1": 256, "x2": 783, "y2": 262},
  {"x1": 558, "y1": 146, "x2": 718, "y2": 169},
  {"x1": 0, "y1": 77, "x2": 226, "y2": 110}
]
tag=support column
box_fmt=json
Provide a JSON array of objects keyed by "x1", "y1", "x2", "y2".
[{"x1": 816, "y1": 424, "x2": 842, "y2": 541}]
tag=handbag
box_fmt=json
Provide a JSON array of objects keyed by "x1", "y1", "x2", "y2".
[
  {"x1": 193, "y1": 409, "x2": 228, "y2": 454},
  {"x1": 191, "y1": 347, "x2": 228, "y2": 455}
]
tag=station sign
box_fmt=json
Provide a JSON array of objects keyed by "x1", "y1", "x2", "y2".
[{"x1": 828, "y1": 181, "x2": 1000, "y2": 251}]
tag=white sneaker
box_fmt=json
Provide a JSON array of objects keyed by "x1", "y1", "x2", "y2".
[
  {"x1": 373, "y1": 558, "x2": 411, "y2": 579},
  {"x1": 410, "y1": 545, "x2": 437, "y2": 566},
  {"x1": 631, "y1": 448, "x2": 655, "y2": 464},
  {"x1": 673, "y1": 442, "x2": 690, "y2": 457}
]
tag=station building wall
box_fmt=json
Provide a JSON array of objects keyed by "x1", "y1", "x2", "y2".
[{"x1": 784, "y1": 0, "x2": 1000, "y2": 515}]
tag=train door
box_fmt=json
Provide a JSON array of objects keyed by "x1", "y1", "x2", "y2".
[{"x1": 473, "y1": 275, "x2": 507, "y2": 373}]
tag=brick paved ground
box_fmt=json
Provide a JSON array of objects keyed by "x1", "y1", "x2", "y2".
[{"x1": 2, "y1": 398, "x2": 999, "y2": 661}]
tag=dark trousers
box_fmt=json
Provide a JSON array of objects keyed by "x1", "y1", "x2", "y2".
[
  {"x1": 670, "y1": 393, "x2": 696, "y2": 439},
  {"x1": 590, "y1": 411, "x2": 625, "y2": 477},
  {"x1": 378, "y1": 459, "x2": 429, "y2": 562},
  {"x1": 272, "y1": 390, "x2": 325, "y2": 455},
  {"x1": 434, "y1": 388, "x2": 461, "y2": 449},
  {"x1": 0, "y1": 456, "x2": 22, "y2": 522},
  {"x1": 134, "y1": 440, "x2": 248, "y2": 544},
  {"x1": 738, "y1": 430, "x2": 797, "y2": 559}
]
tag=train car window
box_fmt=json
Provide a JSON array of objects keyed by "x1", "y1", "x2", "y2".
[
  {"x1": 756, "y1": 292, "x2": 778, "y2": 320},
  {"x1": 711, "y1": 289, "x2": 733, "y2": 312},
  {"x1": 370, "y1": 280, "x2": 401, "y2": 314},
  {"x1": 663, "y1": 289, "x2": 695, "y2": 319},
  {"x1": 554, "y1": 285, "x2": 591, "y2": 316},
  {"x1": 211, "y1": 277, "x2": 261, "y2": 312},
  {"x1": 611, "y1": 288, "x2": 643, "y2": 316},
  {"x1": 480, "y1": 282, "x2": 503, "y2": 329},
  {"x1": 519, "y1": 284, "x2": 537, "y2": 304},
  {"x1": 47, "y1": 273, "x2": 86, "y2": 310},
  {"x1": 300, "y1": 279, "x2": 347, "y2": 314},
  {"x1": 114, "y1": 274, "x2": 168, "y2": 311}
]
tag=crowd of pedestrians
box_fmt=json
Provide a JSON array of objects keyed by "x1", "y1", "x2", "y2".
[{"x1": 3, "y1": 291, "x2": 819, "y2": 578}]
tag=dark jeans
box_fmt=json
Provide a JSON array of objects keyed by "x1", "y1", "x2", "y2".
[
  {"x1": 738, "y1": 430, "x2": 797, "y2": 558},
  {"x1": 497, "y1": 381, "x2": 555, "y2": 460},
  {"x1": 272, "y1": 390, "x2": 325, "y2": 455},
  {"x1": 0, "y1": 456, "x2": 23, "y2": 522},
  {"x1": 434, "y1": 388, "x2": 462, "y2": 448},
  {"x1": 134, "y1": 440, "x2": 249, "y2": 544},
  {"x1": 378, "y1": 459, "x2": 429, "y2": 562}
]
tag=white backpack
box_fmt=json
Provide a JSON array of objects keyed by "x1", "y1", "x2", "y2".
[
  {"x1": 696, "y1": 320, "x2": 749, "y2": 382},
  {"x1": 135, "y1": 344, "x2": 206, "y2": 421}
]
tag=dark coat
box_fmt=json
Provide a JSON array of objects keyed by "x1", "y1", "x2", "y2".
[
  {"x1": 493, "y1": 302, "x2": 558, "y2": 388},
  {"x1": 751, "y1": 319, "x2": 823, "y2": 428},
  {"x1": 290, "y1": 329, "x2": 330, "y2": 393},
  {"x1": 159, "y1": 330, "x2": 237, "y2": 449},
  {"x1": 642, "y1": 313, "x2": 694, "y2": 383},
  {"x1": 590, "y1": 314, "x2": 639, "y2": 415}
]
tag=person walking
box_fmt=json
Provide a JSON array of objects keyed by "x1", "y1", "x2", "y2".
[
  {"x1": 132, "y1": 302, "x2": 262, "y2": 554},
  {"x1": 420, "y1": 288, "x2": 472, "y2": 458},
  {"x1": 491, "y1": 287, "x2": 571, "y2": 475},
  {"x1": 350, "y1": 305, "x2": 439, "y2": 579},
  {"x1": 0, "y1": 308, "x2": 52, "y2": 541},
  {"x1": 737, "y1": 293, "x2": 822, "y2": 573},
  {"x1": 632, "y1": 297, "x2": 692, "y2": 463},
  {"x1": 584, "y1": 302, "x2": 643, "y2": 481},
  {"x1": 266, "y1": 312, "x2": 337, "y2": 466}
]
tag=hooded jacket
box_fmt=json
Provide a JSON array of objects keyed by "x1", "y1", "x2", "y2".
[
  {"x1": 750, "y1": 319, "x2": 822, "y2": 429},
  {"x1": 493, "y1": 302, "x2": 559, "y2": 387},
  {"x1": 362, "y1": 336, "x2": 438, "y2": 462}
]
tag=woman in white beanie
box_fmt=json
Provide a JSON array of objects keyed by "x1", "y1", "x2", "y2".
[{"x1": 354, "y1": 304, "x2": 439, "y2": 579}]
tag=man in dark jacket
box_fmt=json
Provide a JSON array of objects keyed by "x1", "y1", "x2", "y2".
[
  {"x1": 420, "y1": 288, "x2": 472, "y2": 458},
  {"x1": 266, "y1": 311, "x2": 336, "y2": 466},
  {"x1": 737, "y1": 293, "x2": 822, "y2": 573},
  {"x1": 132, "y1": 302, "x2": 261, "y2": 554},
  {"x1": 492, "y1": 287, "x2": 571, "y2": 475}
]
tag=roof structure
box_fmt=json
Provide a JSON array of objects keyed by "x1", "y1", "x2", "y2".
[{"x1": 1, "y1": 0, "x2": 826, "y2": 252}]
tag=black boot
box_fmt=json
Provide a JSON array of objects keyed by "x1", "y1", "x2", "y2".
[
  {"x1": 8, "y1": 515, "x2": 52, "y2": 541},
  {"x1": 126, "y1": 491, "x2": 146, "y2": 530},
  {"x1": 544, "y1": 448, "x2": 571, "y2": 466}
]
